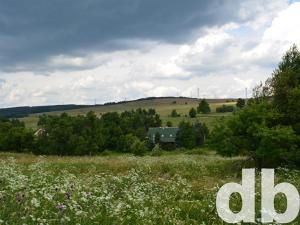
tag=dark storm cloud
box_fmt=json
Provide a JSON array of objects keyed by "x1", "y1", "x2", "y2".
[{"x1": 0, "y1": 0, "x2": 251, "y2": 71}]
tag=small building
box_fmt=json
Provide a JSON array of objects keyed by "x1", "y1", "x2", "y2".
[{"x1": 147, "y1": 127, "x2": 179, "y2": 143}]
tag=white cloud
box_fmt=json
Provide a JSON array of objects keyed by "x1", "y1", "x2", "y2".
[
  {"x1": 146, "y1": 86, "x2": 181, "y2": 97},
  {"x1": 130, "y1": 82, "x2": 154, "y2": 91},
  {"x1": 233, "y1": 77, "x2": 254, "y2": 89},
  {"x1": 244, "y1": 2, "x2": 300, "y2": 64},
  {"x1": 239, "y1": 0, "x2": 288, "y2": 29},
  {"x1": 50, "y1": 55, "x2": 87, "y2": 67},
  {"x1": 173, "y1": 27, "x2": 237, "y2": 75}
]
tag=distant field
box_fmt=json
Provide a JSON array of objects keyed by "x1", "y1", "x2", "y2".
[{"x1": 20, "y1": 97, "x2": 236, "y2": 129}]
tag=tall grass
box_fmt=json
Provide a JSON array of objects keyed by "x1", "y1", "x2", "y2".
[{"x1": 0, "y1": 153, "x2": 299, "y2": 224}]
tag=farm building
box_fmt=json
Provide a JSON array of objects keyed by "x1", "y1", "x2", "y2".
[{"x1": 147, "y1": 127, "x2": 179, "y2": 143}]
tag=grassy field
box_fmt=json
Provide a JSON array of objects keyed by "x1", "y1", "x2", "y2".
[
  {"x1": 20, "y1": 97, "x2": 236, "y2": 129},
  {"x1": 0, "y1": 151, "x2": 298, "y2": 224}
]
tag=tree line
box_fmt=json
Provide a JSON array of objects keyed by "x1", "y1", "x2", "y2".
[{"x1": 0, "y1": 108, "x2": 208, "y2": 155}]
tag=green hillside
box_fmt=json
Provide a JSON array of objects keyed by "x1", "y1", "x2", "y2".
[{"x1": 20, "y1": 97, "x2": 236, "y2": 129}]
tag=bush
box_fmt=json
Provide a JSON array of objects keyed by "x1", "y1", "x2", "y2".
[
  {"x1": 119, "y1": 134, "x2": 139, "y2": 153},
  {"x1": 216, "y1": 104, "x2": 235, "y2": 113},
  {"x1": 151, "y1": 144, "x2": 162, "y2": 156},
  {"x1": 236, "y1": 98, "x2": 246, "y2": 108},
  {"x1": 100, "y1": 150, "x2": 113, "y2": 156},
  {"x1": 130, "y1": 139, "x2": 147, "y2": 156},
  {"x1": 170, "y1": 109, "x2": 180, "y2": 117},
  {"x1": 184, "y1": 148, "x2": 205, "y2": 155},
  {"x1": 209, "y1": 118, "x2": 239, "y2": 157},
  {"x1": 189, "y1": 108, "x2": 197, "y2": 118},
  {"x1": 166, "y1": 121, "x2": 173, "y2": 127},
  {"x1": 256, "y1": 125, "x2": 298, "y2": 167}
]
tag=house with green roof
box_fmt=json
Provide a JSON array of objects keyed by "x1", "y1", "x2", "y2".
[{"x1": 147, "y1": 127, "x2": 179, "y2": 143}]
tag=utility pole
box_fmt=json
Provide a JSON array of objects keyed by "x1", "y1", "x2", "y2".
[{"x1": 245, "y1": 88, "x2": 248, "y2": 105}]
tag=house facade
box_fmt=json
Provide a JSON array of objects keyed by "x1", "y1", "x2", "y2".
[{"x1": 147, "y1": 127, "x2": 179, "y2": 143}]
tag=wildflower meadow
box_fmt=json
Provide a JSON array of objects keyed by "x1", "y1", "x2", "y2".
[{"x1": 0, "y1": 152, "x2": 299, "y2": 224}]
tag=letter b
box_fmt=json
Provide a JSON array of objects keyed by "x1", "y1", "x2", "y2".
[{"x1": 261, "y1": 169, "x2": 300, "y2": 223}]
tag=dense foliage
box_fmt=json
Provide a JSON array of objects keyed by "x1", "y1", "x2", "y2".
[
  {"x1": 236, "y1": 98, "x2": 246, "y2": 108},
  {"x1": 0, "y1": 117, "x2": 34, "y2": 152},
  {"x1": 215, "y1": 104, "x2": 235, "y2": 113},
  {"x1": 35, "y1": 109, "x2": 161, "y2": 155},
  {"x1": 210, "y1": 45, "x2": 300, "y2": 168},
  {"x1": 176, "y1": 121, "x2": 209, "y2": 149}
]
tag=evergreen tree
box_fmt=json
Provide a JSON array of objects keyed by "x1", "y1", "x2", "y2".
[
  {"x1": 189, "y1": 108, "x2": 197, "y2": 118},
  {"x1": 197, "y1": 99, "x2": 211, "y2": 114}
]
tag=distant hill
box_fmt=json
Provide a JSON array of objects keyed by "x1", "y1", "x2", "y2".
[
  {"x1": 0, "y1": 97, "x2": 237, "y2": 119},
  {"x1": 0, "y1": 105, "x2": 91, "y2": 118}
]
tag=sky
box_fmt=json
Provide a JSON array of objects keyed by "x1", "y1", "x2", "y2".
[{"x1": 1, "y1": 0, "x2": 300, "y2": 107}]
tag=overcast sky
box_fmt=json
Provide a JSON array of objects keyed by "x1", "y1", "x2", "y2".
[{"x1": 1, "y1": 0, "x2": 300, "y2": 107}]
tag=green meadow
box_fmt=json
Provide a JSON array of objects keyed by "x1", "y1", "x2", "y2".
[
  {"x1": 0, "y1": 151, "x2": 299, "y2": 224},
  {"x1": 20, "y1": 97, "x2": 235, "y2": 129}
]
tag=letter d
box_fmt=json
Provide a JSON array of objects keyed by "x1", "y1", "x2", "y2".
[
  {"x1": 216, "y1": 169, "x2": 255, "y2": 223},
  {"x1": 261, "y1": 169, "x2": 300, "y2": 223}
]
